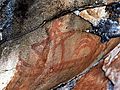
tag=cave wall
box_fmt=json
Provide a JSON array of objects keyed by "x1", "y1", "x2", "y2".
[{"x1": 0, "y1": 0, "x2": 120, "y2": 90}]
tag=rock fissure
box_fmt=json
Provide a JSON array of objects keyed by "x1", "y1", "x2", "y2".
[{"x1": 0, "y1": 1, "x2": 110, "y2": 45}]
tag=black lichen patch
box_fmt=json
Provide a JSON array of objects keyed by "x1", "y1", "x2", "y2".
[
  {"x1": 0, "y1": 0, "x2": 15, "y2": 43},
  {"x1": 0, "y1": 0, "x2": 34, "y2": 44},
  {"x1": 90, "y1": 19, "x2": 120, "y2": 43},
  {"x1": 89, "y1": 2, "x2": 120, "y2": 43},
  {"x1": 106, "y1": 2, "x2": 120, "y2": 19},
  {"x1": 14, "y1": 0, "x2": 29, "y2": 19}
]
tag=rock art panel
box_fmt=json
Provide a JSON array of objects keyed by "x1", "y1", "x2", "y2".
[
  {"x1": 5, "y1": 14, "x2": 120, "y2": 90},
  {"x1": 0, "y1": 0, "x2": 120, "y2": 90}
]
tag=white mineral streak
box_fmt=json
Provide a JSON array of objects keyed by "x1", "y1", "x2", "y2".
[
  {"x1": 102, "y1": 43, "x2": 120, "y2": 90},
  {"x1": 74, "y1": 6, "x2": 108, "y2": 26},
  {"x1": 104, "y1": 43, "x2": 120, "y2": 66},
  {"x1": 74, "y1": 10, "x2": 80, "y2": 16},
  {"x1": 0, "y1": 32, "x2": 2, "y2": 40},
  {"x1": 0, "y1": 47, "x2": 19, "y2": 90}
]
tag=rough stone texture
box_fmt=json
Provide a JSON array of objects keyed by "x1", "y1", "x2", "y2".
[
  {"x1": 73, "y1": 62, "x2": 108, "y2": 90},
  {"x1": 0, "y1": 0, "x2": 120, "y2": 90},
  {"x1": 2, "y1": 14, "x2": 120, "y2": 90},
  {"x1": 0, "y1": 46, "x2": 19, "y2": 90},
  {"x1": 12, "y1": 0, "x2": 94, "y2": 38},
  {"x1": 103, "y1": 43, "x2": 120, "y2": 90},
  {"x1": 73, "y1": 43, "x2": 120, "y2": 90},
  {"x1": 12, "y1": 0, "x2": 120, "y2": 38},
  {"x1": 79, "y1": 6, "x2": 108, "y2": 25}
]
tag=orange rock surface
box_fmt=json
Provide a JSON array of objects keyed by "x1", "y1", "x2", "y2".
[
  {"x1": 1, "y1": 1, "x2": 120, "y2": 89},
  {"x1": 103, "y1": 44, "x2": 120, "y2": 90},
  {"x1": 73, "y1": 62, "x2": 108, "y2": 90},
  {"x1": 73, "y1": 43, "x2": 120, "y2": 90},
  {"x1": 5, "y1": 14, "x2": 120, "y2": 90}
]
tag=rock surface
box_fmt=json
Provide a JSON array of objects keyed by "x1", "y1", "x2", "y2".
[
  {"x1": 73, "y1": 43, "x2": 120, "y2": 90},
  {"x1": 4, "y1": 15, "x2": 120, "y2": 90},
  {"x1": 73, "y1": 62, "x2": 108, "y2": 90},
  {"x1": 103, "y1": 43, "x2": 120, "y2": 90},
  {"x1": 0, "y1": 0, "x2": 120, "y2": 90}
]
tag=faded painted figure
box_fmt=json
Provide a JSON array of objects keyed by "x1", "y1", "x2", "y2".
[{"x1": 0, "y1": 0, "x2": 120, "y2": 90}]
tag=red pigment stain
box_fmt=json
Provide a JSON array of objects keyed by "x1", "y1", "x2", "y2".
[
  {"x1": 48, "y1": 20, "x2": 75, "y2": 62},
  {"x1": 6, "y1": 19, "x2": 100, "y2": 90}
]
